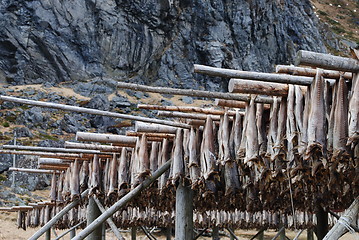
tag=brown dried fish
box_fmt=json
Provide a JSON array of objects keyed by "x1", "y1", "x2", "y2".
[
  {"x1": 70, "y1": 159, "x2": 80, "y2": 200},
  {"x1": 107, "y1": 154, "x2": 118, "y2": 200},
  {"x1": 348, "y1": 73, "x2": 359, "y2": 147},
  {"x1": 229, "y1": 110, "x2": 242, "y2": 160},
  {"x1": 172, "y1": 128, "x2": 184, "y2": 186},
  {"x1": 90, "y1": 155, "x2": 101, "y2": 195},
  {"x1": 200, "y1": 116, "x2": 218, "y2": 180},
  {"x1": 79, "y1": 160, "x2": 89, "y2": 192},
  {"x1": 50, "y1": 173, "x2": 57, "y2": 202},
  {"x1": 188, "y1": 127, "x2": 201, "y2": 188},
  {"x1": 118, "y1": 148, "x2": 130, "y2": 196},
  {"x1": 244, "y1": 96, "x2": 259, "y2": 165},
  {"x1": 150, "y1": 142, "x2": 160, "y2": 173}
]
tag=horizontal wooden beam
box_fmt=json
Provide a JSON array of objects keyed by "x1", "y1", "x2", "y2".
[
  {"x1": 229, "y1": 78, "x2": 290, "y2": 96},
  {"x1": 0, "y1": 95, "x2": 191, "y2": 129},
  {"x1": 275, "y1": 65, "x2": 352, "y2": 79},
  {"x1": 295, "y1": 50, "x2": 359, "y2": 72},
  {"x1": 38, "y1": 164, "x2": 69, "y2": 171},
  {"x1": 116, "y1": 81, "x2": 275, "y2": 103},
  {"x1": 126, "y1": 131, "x2": 175, "y2": 139},
  {"x1": 0, "y1": 149, "x2": 86, "y2": 158},
  {"x1": 64, "y1": 142, "x2": 123, "y2": 152},
  {"x1": 138, "y1": 104, "x2": 237, "y2": 116},
  {"x1": 215, "y1": 99, "x2": 270, "y2": 110},
  {"x1": 194, "y1": 64, "x2": 313, "y2": 85},
  {"x1": 157, "y1": 110, "x2": 230, "y2": 121},
  {"x1": 76, "y1": 132, "x2": 137, "y2": 145},
  {"x1": 38, "y1": 158, "x2": 71, "y2": 166},
  {"x1": 12, "y1": 206, "x2": 34, "y2": 211},
  {"x1": 3, "y1": 145, "x2": 104, "y2": 155},
  {"x1": 135, "y1": 122, "x2": 178, "y2": 134},
  {"x1": 0, "y1": 207, "x2": 17, "y2": 212},
  {"x1": 8, "y1": 167, "x2": 60, "y2": 174}
]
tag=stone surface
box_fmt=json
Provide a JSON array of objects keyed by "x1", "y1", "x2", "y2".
[{"x1": 0, "y1": 0, "x2": 326, "y2": 91}]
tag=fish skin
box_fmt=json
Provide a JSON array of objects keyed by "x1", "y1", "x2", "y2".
[
  {"x1": 188, "y1": 127, "x2": 201, "y2": 185},
  {"x1": 286, "y1": 85, "x2": 297, "y2": 166},
  {"x1": 159, "y1": 138, "x2": 171, "y2": 191},
  {"x1": 266, "y1": 97, "x2": 279, "y2": 162},
  {"x1": 229, "y1": 110, "x2": 242, "y2": 160},
  {"x1": 244, "y1": 96, "x2": 259, "y2": 165},
  {"x1": 200, "y1": 116, "x2": 218, "y2": 180},
  {"x1": 299, "y1": 88, "x2": 311, "y2": 155},
  {"x1": 70, "y1": 159, "x2": 80, "y2": 200},
  {"x1": 172, "y1": 128, "x2": 184, "y2": 186},
  {"x1": 50, "y1": 173, "x2": 57, "y2": 202},
  {"x1": 150, "y1": 142, "x2": 159, "y2": 173},
  {"x1": 80, "y1": 160, "x2": 89, "y2": 192},
  {"x1": 219, "y1": 113, "x2": 232, "y2": 164},
  {"x1": 90, "y1": 155, "x2": 101, "y2": 195},
  {"x1": 256, "y1": 103, "x2": 266, "y2": 158},
  {"x1": 327, "y1": 80, "x2": 338, "y2": 153},
  {"x1": 118, "y1": 147, "x2": 130, "y2": 191},
  {"x1": 273, "y1": 99, "x2": 287, "y2": 177},
  {"x1": 348, "y1": 73, "x2": 359, "y2": 147},
  {"x1": 107, "y1": 154, "x2": 118, "y2": 198},
  {"x1": 138, "y1": 135, "x2": 150, "y2": 179}
]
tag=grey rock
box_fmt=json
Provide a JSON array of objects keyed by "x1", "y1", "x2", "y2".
[
  {"x1": 86, "y1": 94, "x2": 110, "y2": 111},
  {"x1": 37, "y1": 139, "x2": 64, "y2": 148},
  {"x1": 181, "y1": 96, "x2": 193, "y2": 104},
  {"x1": 13, "y1": 127, "x2": 34, "y2": 138}
]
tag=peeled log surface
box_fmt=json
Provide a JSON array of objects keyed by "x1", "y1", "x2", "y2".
[
  {"x1": 215, "y1": 99, "x2": 270, "y2": 109},
  {"x1": 194, "y1": 64, "x2": 313, "y2": 85},
  {"x1": 0, "y1": 95, "x2": 191, "y2": 129},
  {"x1": 157, "y1": 110, "x2": 232, "y2": 121},
  {"x1": 38, "y1": 164, "x2": 69, "y2": 171},
  {"x1": 64, "y1": 142, "x2": 122, "y2": 152},
  {"x1": 135, "y1": 122, "x2": 178, "y2": 134},
  {"x1": 229, "y1": 79, "x2": 290, "y2": 96},
  {"x1": 0, "y1": 150, "x2": 88, "y2": 159},
  {"x1": 276, "y1": 65, "x2": 352, "y2": 79},
  {"x1": 138, "y1": 104, "x2": 237, "y2": 116},
  {"x1": 295, "y1": 50, "x2": 359, "y2": 72},
  {"x1": 76, "y1": 132, "x2": 137, "y2": 146},
  {"x1": 2, "y1": 145, "x2": 103, "y2": 155},
  {"x1": 38, "y1": 158, "x2": 71, "y2": 166},
  {"x1": 116, "y1": 81, "x2": 274, "y2": 103},
  {"x1": 8, "y1": 167, "x2": 61, "y2": 174},
  {"x1": 126, "y1": 131, "x2": 175, "y2": 139}
]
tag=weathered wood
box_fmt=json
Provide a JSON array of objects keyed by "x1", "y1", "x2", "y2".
[
  {"x1": 38, "y1": 164, "x2": 68, "y2": 171},
  {"x1": 138, "y1": 104, "x2": 237, "y2": 116},
  {"x1": 126, "y1": 131, "x2": 175, "y2": 139},
  {"x1": 307, "y1": 228, "x2": 314, "y2": 240},
  {"x1": 226, "y1": 228, "x2": 240, "y2": 240},
  {"x1": 11, "y1": 206, "x2": 34, "y2": 211},
  {"x1": 323, "y1": 196, "x2": 359, "y2": 240},
  {"x1": 0, "y1": 149, "x2": 86, "y2": 158},
  {"x1": 64, "y1": 142, "x2": 123, "y2": 152},
  {"x1": 215, "y1": 99, "x2": 270, "y2": 110},
  {"x1": 38, "y1": 158, "x2": 71, "y2": 166},
  {"x1": 76, "y1": 132, "x2": 137, "y2": 146},
  {"x1": 175, "y1": 184, "x2": 193, "y2": 240},
  {"x1": 249, "y1": 227, "x2": 266, "y2": 240},
  {"x1": 212, "y1": 226, "x2": 219, "y2": 240},
  {"x1": 271, "y1": 227, "x2": 285, "y2": 240},
  {"x1": 229, "y1": 79, "x2": 290, "y2": 96},
  {"x1": 131, "y1": 227, "x2": 137, "y2": 240},
  {"x1": 194, "y1": 64, "x2": 313, "y2": 85},
  {"x1": 293, "y1": 229, "x2": 304, "y2": 240},
  {"x1": 158, "y1": 110, "x2": 231, "y2": 121},
  {"x1": 3, "y1": 145, "x2": 103, "y2": 155},
  {"x1": 135, "y1": 122, "x2": 178, "y2": 134},
  {"x1": 72, "y1": 159, "x2": 172, "y2": 240},
  {"x1": 0, "y1": 207, "x2": 17, "y2": 212},
  {"x1": 295, "y1": 50, "x2": 359, "y2": 72},
  {"x1": 0, "y1": 95, "x2": 191, "y2": 129},
  {"x1": 54, "y1": 220, "x2": 85, "y2": 240},
  {"x1": 8, "y1": 167, "x2": 60, "y2": 174},
  {"x1": 116, "y1": 81, "x2": 275, "y2": 103},
  {"x1": 93, "y1": 196, "x2": 125, "y2": 240},
  {"x1": 29, "y1": 189, "x2": 89, "y2": 240},
  {"x1": 275, "y1": 65, "x2": 352, "y2": 79},
  {"x1": 316, "y1": 207, "x2": 328, "y2": 240},
  {"x1": 87, "y1": 197, "x2": 103, "y2": 240}
]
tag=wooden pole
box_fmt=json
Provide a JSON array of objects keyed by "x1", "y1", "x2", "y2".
[
  {"x1": 307, "y1": 228, "x2": 314, "y2": 240},
  {"x1": 193, "y1": 64, "x2": 313, "y2": 85},
  {"x1": 0, "y1": 149, "x2": 87, "y2": 158},
  {"x1": 226, "y1": 228, "x2": 240, "y2": 240},
  {"x1": 87, "y1": 197, "x2": 103, "y2": 240},
  {"x1": 93, "y1": 196, "x2": 125, "y2": 240},
  {"x1": 275, "y1": 65, "x2": 352, "y2": 79},
  {"x1": 138, "y1": 104, "x2": 237, "y2": 116},
  {"x1": 249, "y1": 227, "x2": 266, "y2": 240},
  {"x1": 116, "y1": 81, "x2": 275, "y2": 103},
  {"x1": 8, "y1": 167, "x2": 60, "y2": 174},
  {"x1": 157, "y1": 111, "x2": 226, "y2": 121},
  {"x1": 175, "y1": 183, "x2": 193, "y2": 240},
  {"x1": 38, "y1": 164, "x2": 69, "y2": 171},
  {"x1": 72, "y1": 160, "x2": 172, "y2": 240},
  {"x1": 212, "y1": 226, "x2": 220, "y2": 240},
  {"x1": 295, "y1": 50, "x2": 359, "y2": 72},
  {"x1": 3, "y1": 145, "x2": 103, "y2": 155},
  {"x1": 270, "y1": 227, "x2": 285, "y2": 240},
  {"x1": 316, "y1": 206, "x2": 328, "y2": 240},
  {"x1": 293, "y1": 229, "x2": 304, "y2": 240},
  {"x1": 76, "y1": 132, "x2": 137, "y2": 145},
  {"x1": 70, "y1": 229, "x2": 76, "y2": 239},
  {"x1": 126, "y1": 131, "x2": 175, "y2": 139},
  {"x1": 64, "y1": 142, "x2": 123, "y2": 152},
  {"x1": 28, "y1": 189, "x2": 89, "y2": 240},
  {"x1": 215, "y1": 99, "x2": 271, "y2": 110},
  {"x1": 0, "y1": 95, "x2": 191, "y2": 129},
  {"x1": 53, "y1": 221, "x2": 85, "y2": 240},
  {"x1": 38, "y1": 158, "x2": 71, "y2": 166},
  {"x1": 131, "y1": 227, "x2": 136, "y2": 240},
  {"x1": 323, "y1": 196, "x2": 359, "y2": 240},
  {"x1": 165, "y1": 227, "x2": 172, "y2": 240},
  {"x1": 135, "y1": 122, "x2": 178, "y2": 134},
  {"x1": 228, "y1": 79, "x2": 291, "y2": 96}
]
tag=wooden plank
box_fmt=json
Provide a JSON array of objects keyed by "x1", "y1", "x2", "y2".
[
  {"x1": 215, "y1": 99, "x2": 270, "y2": 109},
  {"x1": 3, "y1": 145, "x2": 103, "y2": 155},
  {"x1": 64, "y1": 142, "x2": 123, "y2": 152},
  {"x1": 229, "y1": 79, "x2": 290, "y2": 96},
  {"x1": 72, "y1": 160, "x2": 172, "y2": 240},
  {"x1": 275, "y1": 65, "x2": 352, "y2": 79},
  {"x1": 135, "y1": 122, "x2": 178, "y2": 134},
  {"x1": 8, "y1": 167, "x2": 60, "y2": 174},
  {"x1": 194, "y1": 64, "x2": 313, "y2": 85},
  {"x1": 116, "y1": 81, "x2": 275, "y2": 103},
  {"x1": 76, "y1": 132, "x2": 137, "y2": 145},
  {"x1": 295, "y1": 50, "x2": 359, "y2": 72},
  {"x1": 38, "y1": 158, "x2": 71, "y2": 166},
  {"x1": 126, "y1": 131, "x2": 175, "y2": 139},
  {"x1": 0, "y1": 95, "x2": 191, "y2": 129},
  {"x1": 38, "y1": 164, "x2": 68, "y2": 171},
  {"x1": 175, "y1": 184, "x2": 193, "y2": 240},
  {"x1": 157, "y1": 111, "x2": 226, "y2": 121}
]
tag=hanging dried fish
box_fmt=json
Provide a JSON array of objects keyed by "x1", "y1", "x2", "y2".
[
  {"x1": 133, "y1": 135, "x2": 150, "y2": 186},
  {"x1": 103, "y1": 158, "x2": 110, "y2": 195},
  {"x1": 188, "y1": 127, "x2": 201, "y2": 188},
  {"x1": 256, "y1": 103, "x2": 267, "y2": 158},
  {"x1": 90, "y1": 154, "x2": 101, "y2": 195},
  {"x1": 107, "y1": 154, "x2": 118, "y2": 201},
  {"x1": 80, "y1": 160, "x2": 89, "y2": 192},
  {"x1": 150, "y1": 142, "x2": 160, "y2": 173},
  {"x1": 229, "y1": 110, "x2": 242, "y2": 160},
  {"x1": 348, "y1": 73, "x2": 359, "y2": 147},
  {"x1": 306, "y1": 68, "x2": 327, "y2": 174},
  {"x1": 70, "y1": 159, "x2": 80, "y2": 200},
  {"x1": 159, "y1": 138, "x2": 171, "y2": 191},
  {"x1": 287, "y1": 85, "x2": 298, "y2": 168},
  {"x1": 118, "y1": 148, "x2": 130, "y2": 197},
  {"x1": 245, "y1": 96, "x2": 259, "y2": 165},
  {"x1": 50, "y1": 173, "x2": 57, "y2": 202},
  {"x1": 238, "y1": 104, "x2": 249, "y2": 161},
  {"x1": 219, "y1": 113, "x2": 232, "y2": 164},
  {"x1": 62, "y1": 167, "x2": 71, "y2": 202},
  {"x1": 172, "y1": 128, "x2": 185, "y2": 186}
]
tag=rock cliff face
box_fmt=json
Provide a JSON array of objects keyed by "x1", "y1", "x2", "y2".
[{"x1": 0, "y1": 0, "x2": 326, "y2": 91}]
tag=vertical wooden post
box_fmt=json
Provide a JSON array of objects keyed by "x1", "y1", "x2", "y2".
[
  {"x1": 102, "y1": 223, "x2": 106, "y2": 240},
  {"x1": 307, "y1": 228, "x2": 314, "y2": 240},
  {"x1": 279, "y1": 225, "x2": 285, "y2": 240},
  {"x1": 166, "y1": 227, "x2": 172, "y2": 240},
  {"x1": 212, "y1": 226, "x2": 220, "y2": 240},
  {"x1": 11, "y1": 133, "x2": 16, "y2": 188},
  {"x1": 175, "y1": 184, "x2": 193, "y2": 239},
  {"x1": 257, "y1": 230, "x2": 264, "y2": 240},
  {"x1": 131, "y1": 227, "x2": 136, "y2": 240},
  {"x1": 316, "y1": 206, "x2": 328, "y2": 240},
  {"x1": 70, "y1": 229, "x2": 76, "y2": 238},
  {"x1": 87, "y1": 197, "x2": 103, "y2": 240}
]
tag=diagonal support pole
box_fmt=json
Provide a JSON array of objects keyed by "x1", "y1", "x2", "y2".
[{"x1": 72, "y1": 160, "x2": 172, "y2": 240}]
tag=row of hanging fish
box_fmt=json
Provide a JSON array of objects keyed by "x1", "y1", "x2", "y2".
[{"x1": 18, "y1": 204, "x2": 344, "y2": 230}]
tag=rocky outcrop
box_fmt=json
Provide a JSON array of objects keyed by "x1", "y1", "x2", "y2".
[{"x1": 0, "y1": 0, "x2": 326, "y2": 91}]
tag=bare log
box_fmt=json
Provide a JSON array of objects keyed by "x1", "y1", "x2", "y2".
[
  {"x1": 0, "y1": 207, "x2": 17, "y2": 212},
  {"x1": 8, "y1": 167, "x2": 60, "y2": 174},
  {"x1": 215, "y1": 99, "x2": 270, "y2": 109},
  {"x1": 135, "y1": 122, "x2": 178, "y2": 134},
  {"x1": 126, "y1": 131, "x2": 175, "y2": 139},
  {"x1": 323, "y1": 196, "x2": 359, "y2": 240},
  {"x1": 275, "y1": 65, "x2": 352, "y2": 79},
  {"x1": 0, "y1": 95, "x2": 191, "y2": 129},
  {"x1": 64, "y1": 142, "x2": 123, "y2": 152},
  {"x1": 39, "y1": 164, "x2": 69, "y2": 171},
  {"x1": 38, "y1": 158, "x2": 71, "y2": 166},
  {"x1": 0, "y1": 150, "x2": 86, "y2": 158},
  {"x1": 76, "y1": 132, "x2": 137, "y2": 146},
  {"x1": 72, "y1": 159, "x2": 172, "y2": 240},
  {"x1": 138, "y1": 104, "x2": 237, "y2": 116},
  {"x1": 116, "y1": 81, "x2": 274, "y2": 103},
  {"x1": 295, "y1": 50, "x2": 359, "y2": 72},
  {"x1": 229, "y1": 79, "x2": 290, "y2": 96},
  {"x1": 157, "y1": 110, "x2": 230, "y2": 121},
  {"x1": 194, "y1": 64, "x2": 313, "y2": 85},
  {"x1": 3, "y1": 145, "x2": 103, "y2": 155},
  {"x1": 12, "y1": 206, "x2": 34, "y2": 211}
]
